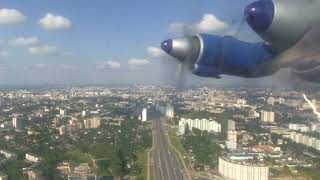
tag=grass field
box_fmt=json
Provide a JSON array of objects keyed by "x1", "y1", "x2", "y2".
[
  {"x1": 136, "y1": 150, "x2": 148, "y2": 180},
  {"x1": 167, "y1": 126, "x2": 191, "y2": 170}
]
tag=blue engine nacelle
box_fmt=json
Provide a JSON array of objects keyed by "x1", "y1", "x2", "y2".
[
  {"x1": 161, "y1": 34, "x2": 277, "y2": 79},
  {"x1": 193, "y1": 34, "x2": 276, "y2": 78}
]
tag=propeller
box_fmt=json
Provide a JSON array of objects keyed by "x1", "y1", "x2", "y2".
[{"x1": 271, "y1": 25, "x2": 320, "y2": 84}]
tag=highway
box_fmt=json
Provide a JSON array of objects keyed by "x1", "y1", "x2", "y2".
[{"x1": 150, "y1": 116, "x2": 186, "y2": 180}]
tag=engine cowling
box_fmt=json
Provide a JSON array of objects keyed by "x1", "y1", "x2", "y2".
[
  {"x1": 161, "y1": 34, "x2": 276, "y2": 78},
  {"x1": 245, "y1": 0, "x2": 320, "y2": 51}
]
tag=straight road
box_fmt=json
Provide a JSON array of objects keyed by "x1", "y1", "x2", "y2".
[{"x1": 150, "y1": 117, "x2": 185, "y2": 180}]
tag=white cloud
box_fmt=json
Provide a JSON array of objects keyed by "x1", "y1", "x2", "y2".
[
  {"x1": 39, "y1": 13, "x2": 72, "y2": 31},
  {"x1": 33, "y1": 63, "x2": 48, "y2": 69},
  {"x1": 28, "y1": 45, "x2": 57, "y2": 55},
  {"x1": 9, "y1": 37, "x2": 39, "y2": 46},
  {"x1": 0, "y1": 50, "x2": 8, "y2": 57},
  {"x1": 97, "y1": 61, "x2": 121, "y2": 70},
  {"x1": 128, "y1": 58, "x2": 150, "y2": 66},
  {"x1": 0, "y1": 8, "x2": 25, "y2": 25},
  {"x1": 198, "y1": 14, "x2": 228, "y2": 32},
  {"x1": 147, "y1": 47, "x2": 165, "y2": 58},
  {"x1": 169, "y1": 14, "x2": 228, "y2": 33}
]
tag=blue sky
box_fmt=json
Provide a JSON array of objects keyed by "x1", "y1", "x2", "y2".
[{"x1": 0, "y1": 0, "x2": 264, "y2": 85}]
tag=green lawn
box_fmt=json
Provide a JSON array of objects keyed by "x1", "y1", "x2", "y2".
[
  {"x1": 167, "y1": 127, "x2": 190, "y2": 170},
  {"x1": 136, "y1": 150, "x2": 148, "y2": 180}
]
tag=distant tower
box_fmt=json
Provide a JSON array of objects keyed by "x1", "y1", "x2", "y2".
[
  {"x1": 12, "y1": 117, "x2": 24, "y2": 130},
  {"x1": 82, "y1": 110, "x2": 86, "y2": 117},
  {"x1": 91, "y1": 117, "x2": 101, "y2": 128},
  {"x1": 261, "y1": 111, "x2": 275, "y2": 123},
  {"x1": 165, "y1": 104, "x2": 174, "y2": 118},
  {"x1": 142, "y1": 108, "x2": 147, "y2": 122},
  {"x1": 227, "y1": 120, "x2": 236, "y2": 131},
  {"x1": 226, "y1": 130, "x2": 237, "y2": 149},
  {"x1": 60, "y1": 109, "x2": 66, "y2": 116},
  {"x1": 83, "y1": 119, "x2": 90, "y2": 129}
]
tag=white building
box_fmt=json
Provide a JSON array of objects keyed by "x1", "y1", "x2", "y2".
[
  {"x1": 289, "y1": 124, "x2": 310, "y2": 132},
  {"x1": 178, "y1": 118, "x2": 221, "y2": 135},
  {"x1": 219, "y1": 157, "x2": 269, "y2": 180},
  {"x1": 226, "y1": 130, "x2": 237, "y2": 149},
  {"x1": 289, "y1": 132, "x2": 320, "y2": 151},
  {"x1": 261, "y1": 111, "x2": 275, "y2": 123},
  {"x1": 60, "y1": 109, "x2": 66, "y2": 116},
  {"x1": 156, "y1": 103, "x2": 174, "y2": 118},
  {"x1": 237, "y1": 99, "x2": 247, "y2": 105},
  {"x1": 84, "y1": 117, "x2": 101, "y2": 129},
  {"x1": 0, "y1": 150, "x2": 17, "y2": 160},
  {"x1": 178, "y1": 121, "x2": 186, "y2": 135},
  {"x1": 12, "y1": 117, "x2": 24, "y2": 130},
  {"x1": 267, "y1": 97, "x2": 275, "y2": 105},
  {"x1": 249, "y1": 109, "x2": 260, "y2": 118},
  {"x1": 142, "y1": 108, "x2": 147, "y2": 122},
  {"x1": 228, "y1": 120, "x2": 236, "y2": 131},
  {"x1": 0, "y1": 173, "x2": 8, "y2": 180},
  {"x1": 59, "y1": 125, "x2": 66, "y2": 135},
  {"x1": 25, "y1": 153, "x2": 41, "y2": 163},
  {"x1": 165, "y1": 104, "x2": 174, "y2": 118},
  {"x1": 311, "y1": 123, "x2": 320, "y2": 132}
]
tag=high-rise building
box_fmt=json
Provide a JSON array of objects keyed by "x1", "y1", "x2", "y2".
[
  {"x1": 165, "y1": 104, "x2": 174, "y2": 118},
  {"x1": 261, "y1": 111, "x2": 275, "y2": 123},
  {"x1": 60, "y1": 109, "x2": 66, "y2": 116},
  {"x1": 12, "y1": 117, "x2": 24, "y2": 130},
  {"x1": 226, "y1": 130, "x2": 237, "y2": 149},
  {"x1": 142, "y1": 108, "x2": 147, "y2": 122},
  {"x1": 59, "y1": 125, "x2": 66, "y2": 135},
  {"x1": 178, "y1": 120, "x2": 186, "y2": 135},
  {"x1": 83, "y1": 119, "x2": 90, "y2": 129},
  {"x1": 228, "y1": 120, "x2": 236, "y2": 131},
  {"x1": 83, "y1": 117, "x2": 100, "y2": 129},
  {"x1": 91, "y1": 117, "x2": 100, "y2": 128}
]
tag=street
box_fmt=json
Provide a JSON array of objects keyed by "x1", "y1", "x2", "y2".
[{"x1": 150, "y1": 117, "x2": 186, "y2": 180}]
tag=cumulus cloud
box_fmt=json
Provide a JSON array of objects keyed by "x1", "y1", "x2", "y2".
[
  {"x1": 28, "y1": 45, "x2": 57, "y2": 55},
  {"x1": 128, "y1": 58, "x2": 150, "y2": 66},
  {"x1": 169, "y1": 14, "x2": 228, "y2": 33},
  {"x1": 96, "y1": 61, "x2": 121, "y2": 70},
  {"x1": 9, "y1": 37, "x2": 39, "y2": 46},
  {"x1": 147, "y1": 47, "x2": 165, "y2": 58},
  {"x1": 0, "y1": 8, "x2": 25, "y2": 25},
  {"x1": 39, "y1": 13, "x2": 72, "y2": 31},
  {"x1": 0, "y1": 50, "x2": 8, "y2": 57}
]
